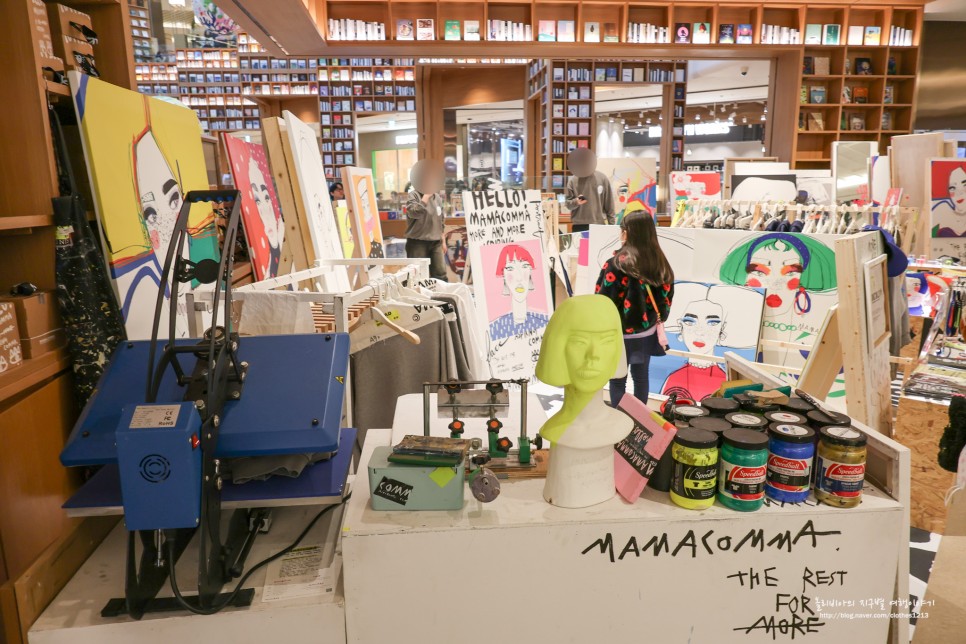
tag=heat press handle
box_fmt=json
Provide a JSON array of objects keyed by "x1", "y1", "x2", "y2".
[{"x1": 184, "y1": 190, "x2": 238, "y2": 204}]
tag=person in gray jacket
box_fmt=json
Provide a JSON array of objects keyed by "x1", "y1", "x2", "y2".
[
  {"x1": 564, "y1": 148, "x2": 615, "y2": 232},
  {"x1": 404, "y1": 159, "x2": 448, "y2": 281}
]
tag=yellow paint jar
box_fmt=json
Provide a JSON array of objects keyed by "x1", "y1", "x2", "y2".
[{"x1": 669, "y1": 427, "x2": 718, "y2": 510}]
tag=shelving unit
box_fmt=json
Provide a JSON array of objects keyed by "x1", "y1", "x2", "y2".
[
  {"x1": 127, "y1": 0, "x2": 152, "y2": 63},
  {"x1": 529, "y1": 58, "x2": 686, "y2": 191},
  {"x1": 794, "y1": 4, "x2": 922, "y2": 167},
  {"x1": 175, "y1": 48, "x2": 258, "y2": 132},
  {"x1": 135, "y1": 62, "x2": 179, "y2": 96}
]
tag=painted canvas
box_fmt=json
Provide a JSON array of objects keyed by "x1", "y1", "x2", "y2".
[
  {"x1": 69, "y1": 72, "x2": 219, "y2": 339},
  {"x1": 656, "y1": 282, "x2": 764, "y2": 401},
  {"x1": 580, "y1": 225, "x2": 695, "y2": 296},
  {"x1": 222, "y1": 134, "x2": 285, "y2": 281},
  {"x1": 443, "y1": 224, "x2": 471, "y2": 283},
  {"x1": 731, "y1": 175, "x2": 799, "y2": 202},
  {"x1": 669, "y1": 171, "x2": 722, "y2": 201},
  {"x1": 929, "y1": 158, "x2": 966, "y2": 238},
  {"x1": 341, "y1": 166, "x2": 385, "y2": 258},
  {"x1": 281, "y1": 110, "x2": 349, "y2": 291},
  {"x1": 596, "y1": 157, "x2": 658, "y2": 222},
  {"x1": 795, "y1": 169, "x2": 835, "y2": 206},
  {"x1": 333, "y1": 201, "x2": 356, "y2": 259},
  {"x1": 870, "y1": 156, "x2": 891, "y2": 206},
  {"x1": 463, "y1": 190, "x2": 551, "y2": 380}
]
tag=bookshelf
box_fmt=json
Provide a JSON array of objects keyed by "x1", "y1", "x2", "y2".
[
  {"x1": 530, "y1": 58, "x2": 686, "y2": 191},
  {"x1": 127, "y1": 0, "x2": 152, "y2": 63},
  {"x1": 794, "y1": 4, "x2": 922, "y2": 167},
  {"x1": 135, "y1": 62, "x2": 179, "y2": 96}
]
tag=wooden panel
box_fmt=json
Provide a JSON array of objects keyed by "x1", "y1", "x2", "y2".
[
  {"x1": 0, "y1": 350, "x2": 70, "y2": 407},
  {"x1": 74, "y1": 1, "x2": 137, "y2": 90},
  {"x1": 261, "y1": 117, "x2": 312, "y2": 272},
  {"x1": 0, "y1": 376, "x2": 81, "y2": 581},
  {"x1": 219, "y1": 0, "x2": 326, "y2": 56},
  {"x1": 1, "y1": 580, "x2": 21, "y2": 644}
]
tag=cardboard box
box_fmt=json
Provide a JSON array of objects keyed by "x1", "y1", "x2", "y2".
[
  {"x1": 0, "y1": 302, "x2": 24, "y2": 374},
  {"x1": 0, "y1": 290, "x2": 65, "y2": 358}
]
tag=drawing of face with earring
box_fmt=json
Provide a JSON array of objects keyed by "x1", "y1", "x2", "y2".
[
  {"x1": 485, "y1": 241, "x2": 550, "y2": 342},
  {"x1": 678, "y1": 299, "x2": 725, "y2": 361},
  {"x1": 134, "y1": 129, "x2": 182, "y2": 256}
]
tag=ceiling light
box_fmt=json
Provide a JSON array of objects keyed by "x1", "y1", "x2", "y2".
[
  {"x1": 742, "y1": 117, "x2": 748, "y2": 124},
  {"x1": 761, "y1": 145, "x2": 767, "y2": 153},
  {"x1": 763, "y1": 107, "x2": 768, "y2": 114},
  {"x1": 639, "y1": 111, "x2": 643, "y2": 118},
  {"x1": 761, "y1": 114, "x2": 766, "y2": 121},
  {"x1": 645, "y1": 118, "x2": 651, "y2": 125},
  {"x1": 609, "y1": 117, "x2": 614, "y2": 123},
  {"x1": 686, "y1": 148, "x2": 692, "y2": 155},
  {"x1": 637, "y1": 120, "x2": 642, "y2": 127},
  {"x1": 695, "y1": 114, "x2": 701, "y2": 121}
]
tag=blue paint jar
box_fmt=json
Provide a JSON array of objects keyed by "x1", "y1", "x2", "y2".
[{"x1": 765, "y1": 423, "x2": 816, "y2": 503}]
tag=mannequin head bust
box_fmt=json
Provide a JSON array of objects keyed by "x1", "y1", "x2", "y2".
[{"x1": 567, "y1": 148, "x2": 597, "y2": 178}]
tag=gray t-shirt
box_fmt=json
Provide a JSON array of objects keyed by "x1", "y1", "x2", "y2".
[
  {"x1": 404, "y1": 190, "x2": 443, "y2": 240},
  {"x1": 565, "y1": 171, "x2": 615, "y2": 225}
]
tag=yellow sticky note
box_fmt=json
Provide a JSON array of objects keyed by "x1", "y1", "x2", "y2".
[{"x1": 429, "y1": 467, "x2": 457, "y2": 488}]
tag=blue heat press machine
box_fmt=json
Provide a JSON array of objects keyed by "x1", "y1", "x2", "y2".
[{"x1": 59, "y1": 190, "x2": 353, "y2": 619}]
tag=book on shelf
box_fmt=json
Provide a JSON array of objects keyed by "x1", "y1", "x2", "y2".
[
  {"x1": 853, "y1": 86, "x2": 869, "y2": 103},
  {"x1": 538, "y1": 20, "x2": 556, "y2": 42},
  {"x1": 584, "y1": 22, "x2": 600, "y2": 43},
  {"x1": 814, "y1": 57, "x2": 830, "y2": 76},
  {"x1": 621, "y1": 68, "x2": 633, "y2": 82},
  {"x1": 849, "y1": 113, "x2": 865, "y2": 131},
  {"x1": 579, "y1": 86, "x2": 590, "y2": 99},
  {"x1": 558, "y1": 20, "x2": 576, "y2": 43},
  {"x1": 810, "y1": 86, "x2": 827, "y2": 104},
  {"x1": 674, "y1": 86, "x2": 685, "y2": 100},
  {"x1": 881, "y1": 111, "x2": 894, "y2": 130},
  {"x1": 578, "y1": 104, "x2": 590, "y2": 118},
  {"x1": 803, "y1": 56, "x2": 814, "y2": 75},
  {"x1": 464, "y1": 20, "x2": 480, "y2": 41},
  {"x1": 822, "y1": 24, "x2": 840, "y2": 45},
  {"x1": 578, "y1": 122, "x2": 589, "y2": 136},
  {"x1": 692, "y1": 22, "x2": 711, "y2": 44},
  {"x1": 416, "y1": 19, "x2": 435, "y2": 41},
  {"x1": 553, "y1": 103, "x2": 564, "y2": 118},
  {"x1": 736, "y1": 24, "x2": 753, "y2": 45},
  {"x1": 889, "y1": 26, "x2": 913, "y2": 47},
  {"x1": 567, "y1": 87, "x2": 577, "y2": 100},
  {"x1": 552, "y1": 66, "x2": 564, "y2": 82},
  {"x1": 842, "y1": 86, "x2": 852, "y2": 103},
  {"x1": 553, "y1": 122, "x2": 563, "y2": 135},
  {"x1": 444, "y1": 20, "x2": 460, "y2": 41},
  {"x1": 847, "y1": 25, "x2": 864, "y2": 46},
  {"x1": 672, "y1": 140, "x2": 682, "y2": 154},
  {"x1": 576, "y1": 139, "x2": 589, "y2": 149},
  {"x1": 567, "y1": 105, "x2": 578, "y2": 118},
  {"x1": 603, "y1": 23, "x2": 619, "y2": 43},
  {"x1": 800, "y1": 85, "x2": 808, "y2": 104},
  {"x1": 799, "y1": 111, "x2": 806, "y2": 131},
  {"x1": 807, "y1": 112, "x2": 825, "y2": 131},
  {"x1": 633, "y1": 67, "x2": 644, "y2": 83},
  {"x1": 396, "y1": 19, "x2": 414, "y2": 40},
  {"x1": 804, "y1": 24, "x2": 822, "y2": 44},
  {"x1": 567, "y1": 123, "x2": 577, "y2": 136},
  {"x1": 674, "y1": 23, "x2": 691, "y2": 44},
  {"x1": 552, "y1": 175, "x2": 564, "y2": 188},
  {"x1": 884, "y1": 84, "x2": 894, "y2": 104},
  {"x1": 594, "y1": 67, "x2": 606, "y2": 82},
  {"x1": 887, "y1": 56, "x2": 897, "y2": 75},
  {"x1": 864, "y1": 26, "x2": 882, "y2": 46},
  {"x1": 605, "y1": 67, "x2": 618, "y2": 82},
  {"x1": 718, "y1": 24, "x2": 734, "y2": 44},
  {"x1": 552, "y1": 157, "x2": 563, "y2": 171},
  {"x1": 855, "y1": 57, "x2": 872, "y2": 75}
]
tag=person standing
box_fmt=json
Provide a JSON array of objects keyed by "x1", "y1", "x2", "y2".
[
  {"x1": 595, "y1": 212, "x2": 675, "y2": 406},
  {"x1": 404, "y1": 159, "x2": 448, "y2": 281},
  {"x1": 564, "y1": 148, "x2": 615, "y2": 233}
]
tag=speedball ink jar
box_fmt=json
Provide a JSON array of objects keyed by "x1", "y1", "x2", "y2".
[
  {"x1": 689, "y1": 416, "x2": 732, "y2": 446},
  {"x1": 717, "y1": 429, "x2": 768, "y2": 511},
  {"x1": 725, "y1": 412, "x2": 768, "y2": 432},
  {"x1": 815, "y1": 426, "x2": 867, "y2": 508},
  {"x1": 673, "y1": 405, "x2": 709, "y2": 425},
  {"x1": 669, "y1": 427, "x2": 718, "y2": 510},
  {"x1": 740, "y1": 398, "x2": 779, "y2": 417},
  {"x1": 765, "y1": 423, "x2": 816, "y2": 503},
  {"x1": 781, "y1": 397, "x2": 815, "y2": 416},
  {"x1": 764, "y1": 410, "x2": 808, "y2": 426},
  {"x1": 699, "y1": 396, "x2": 739, "y2": 417}
]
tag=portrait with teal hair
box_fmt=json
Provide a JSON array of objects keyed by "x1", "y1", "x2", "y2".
[{"x1": 716, "y1": 232, "x2": 838, "y2": 370}]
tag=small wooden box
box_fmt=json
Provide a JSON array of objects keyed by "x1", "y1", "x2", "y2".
[{"x1": 0, "y1": 302, "x2": 24, "y2": 373}]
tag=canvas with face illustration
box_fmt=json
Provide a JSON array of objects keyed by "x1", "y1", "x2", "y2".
[
  {"x1": 464, "y1": 189, "x2": 550, "y2": 380},
  {"x1": 223, "y1": 134, "x2": 285, "y2": 281},
  {"x1": 731, "y1": 174, "x2": 799, "y2": 202},
  {"x1": 653, "y1": 282, "x2": 764, "y2": 401},
  {"x1": 669, "y1": 171, "x2": 722, "y2": 202},
  {"x1": 580, "y1": 225, "x2": 695, "y2": 296},
  {"x1": 70, "y1": 72, "x2": 219, "y2": 339},
  {"x1": 596, "y1": 158, "x2": 658, "y2": 223},
  {"x1": 929, "y1": 158, "x2": 966, "y2": 239},
  {"x1": 443, "y1": 225, "x2": 471, "y2": 283},
  {"x1": 282, "y1": 110, "x2": 349, "y2": 291},
  {"x1": 341, "y1": 166, "x2": 385, "y2": 258}
]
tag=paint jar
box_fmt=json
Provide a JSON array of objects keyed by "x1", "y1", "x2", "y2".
[
  {"x1": 740, "y1": 398, "x2": 779, "y2": 417},
  {"x1": 781, "y1": 397, "x2": 815, "y2": 416},
  {"x1": 764, "y1": 410, "x2": 808, "y2": 427},
  {"x1": 647, "y1": 448, "x2": 674, "y2": 492},
  {"x1": 700, "y1": 396, "x2": 739, "y2": 417},
  {"x1": 689, "y1": 416, "x2": 732, "y2": 446},
  {"x1": 669, "y1": 427, "x2": 718, "y2": 510},
  {"x1": 815, "y1": 427, "x2": 867, "y2": 508},
  {"x1": 673, "y1": 405, "x2": 709, "y2": 425},
  {"x1": 717, "y1": 429, "x2": 768, "y2": 511},
  {"x1": 807, "y1": 409, "x2": 852, "y2": 431},
  {"x1": 765, "y1": 423, "x2": 816, "y2": 503},
  {"x1": 724, "y1": 412, "x2": 768, "y2": 433}
]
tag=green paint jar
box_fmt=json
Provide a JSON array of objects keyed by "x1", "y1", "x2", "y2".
[
  {"x1": 717, "y1": 429, "x2": 769, "y2": 512},
  {"x1": 669, "y1": 427, "x2": 718, "y2": 510}
]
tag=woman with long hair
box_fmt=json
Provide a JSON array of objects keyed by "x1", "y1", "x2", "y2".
[{"x1": 595, "y1": 212, "x2": 674, "y2": 406}]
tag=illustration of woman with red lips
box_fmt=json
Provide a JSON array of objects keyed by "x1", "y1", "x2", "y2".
[
  {"x1": 930, "y1": 163, "x2": 966, "y2": 237},
  {"x1": 719, "y1": 233, "x2": 837, "y2": 365}
]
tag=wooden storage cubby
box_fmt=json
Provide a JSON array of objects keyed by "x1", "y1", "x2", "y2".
[
  {"x1": 326, "y1": 0, "x2": 389, "y2": 40},
  {"x1": 887, "y1": 47, "x2": 919, "y2": 76},
  {"x1": 486, "y1": 1, "x2": 532, "y2": 35},
  {"x1": 390, "y1": 1, "x2": 440, "y2": 40},
  {"x1": 439, "y1": 1, "x2": 485, "y2": 38},
  {"x1": 578, "y1": 2, "x2": 624, "y2": 42},
  {"x1": 846, "y1": 7, "x2": 888, "y2": 44},
  {"x1": 803, "y1": 46, "x2": 846, "y2": 76},
  {"x1": 627, "y1": 3, "x2": 670, "y2": 30},
  {"x1": 670, "y1": 4, "x2": 714, "y2": 35},
  {"x1": 533, "y1": 1, "x2": 578, "y2": 40},
  {"x1": 845, "y1": 46, "x2": 887, "y2": 76},
  {"x1": 716, "y1": 4, "x2": 760, "y2": 39},
  {"x1": 761, "y1": 6, "x2": 804, "y2": 34},
  {"x1": 890, "y1": 7, "x2": 921, "y2": 46}
]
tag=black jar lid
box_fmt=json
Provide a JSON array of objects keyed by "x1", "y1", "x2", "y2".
[
  {"x1": 700, "y1": 397, "x2": 740, "y2": 415},
  {"x1": 819, "y1": 426, "x2": 867, "y2": 447},
  {"x1": 768, "y1": 423, "x2": 816, "y2": 443},
  {"x1": 781, "y1": 398, "x2": 815, "y2": 415},
  {"x1": 741, "y1": 399, "x2": 779, "y2": 414},
  {"x1": 808, "y1": 409, "x2": 852, "y2": 427},
  {"x1": 673, "y1": 427, "x2": 718, "y2": 449},
  {"x1": 722, "y1": 428, "x2": 769, "y2": 450},
  {"x1": 725, "y1": 411, "x2": 769, "y2": 429},
  {"x1": 765, "y1": 410, "x2": 808, "y2": 425},
  {"x1": 673, "y1": 405, "x2": 709, "y2": 422},
  {"x1": 690, "y1": 416, "x2": 732, "y2": 433}
]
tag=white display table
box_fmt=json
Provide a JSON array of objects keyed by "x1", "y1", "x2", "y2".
[
  {"x1": 29, "y1": 506, "x2": 348, "y2": 644},
  {"x1": 343, "y1": 428, "x2": 905, "y2": 644}
]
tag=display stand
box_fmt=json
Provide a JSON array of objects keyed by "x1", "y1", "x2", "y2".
[
  {"x1": 342, "y1": 372, "x2": 911, "y2": 644},
  {"x1": 28, "y1": 506, "x2": 348, "y2": 644}
]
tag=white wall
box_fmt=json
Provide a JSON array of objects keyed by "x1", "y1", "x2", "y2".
[
  {"x1": 624, "y1": 141, "x2": 765, "y2": 162},
  {"x1": 595, "y1": 120, "x2": 624, "y2": 157}
]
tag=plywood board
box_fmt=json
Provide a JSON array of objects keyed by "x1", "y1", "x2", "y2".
[
  {"x1": 891, "y1": 133, "x2": 945, "y2": 256},
  {"x1": 797, "y1": 305, "x2": 842, "y2": 398}
]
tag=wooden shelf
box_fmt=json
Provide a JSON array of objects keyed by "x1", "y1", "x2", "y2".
[
  {"x1": 0, "y1": 215, "x2": 55, "y2": 231},
  {"x1": 0, "y1": 348, "x2": 70, "y2": 405}
]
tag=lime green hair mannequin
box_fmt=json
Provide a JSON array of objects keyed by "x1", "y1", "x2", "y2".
[{"x1": 537, "y1": 295, "x2": 633, "y2": 507}]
